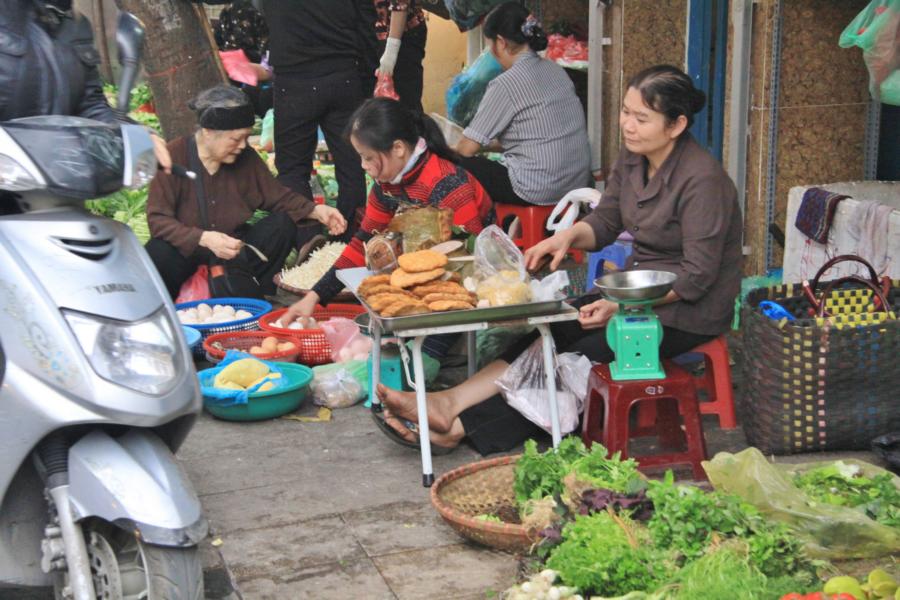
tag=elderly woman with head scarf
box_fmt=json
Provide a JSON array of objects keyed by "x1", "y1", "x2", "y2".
[{"x1": 145, "y1": 85, "x2": 346, "y2": 299}]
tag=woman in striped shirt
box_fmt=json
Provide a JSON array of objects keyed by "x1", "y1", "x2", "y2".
[
  {"x1": 283, "y1": 97, "x2": 493, "y2": 322},
  {"x1": 455, "y1": 2, "x2": 592, "y2": 206}
]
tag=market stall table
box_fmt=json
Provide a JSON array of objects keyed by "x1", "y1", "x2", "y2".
[{"x1": 338, "y1": 267, "x2": 578, "y2": 486}]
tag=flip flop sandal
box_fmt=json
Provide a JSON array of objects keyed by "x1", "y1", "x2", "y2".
[{"x1": 371, "y1": 410, "x2": 456, "y2": 455}]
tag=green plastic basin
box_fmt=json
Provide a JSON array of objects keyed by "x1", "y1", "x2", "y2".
[{"x1": 200, "y1": 362, "x2": 313, "y2": 422}]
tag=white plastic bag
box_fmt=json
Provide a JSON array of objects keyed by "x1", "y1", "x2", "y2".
[
  {"x1": 495, "y1": 339, "x2": 592, "y2": 435},
  {"x1": 311, "y1": 366, "x2": 365, "y2": 409}
]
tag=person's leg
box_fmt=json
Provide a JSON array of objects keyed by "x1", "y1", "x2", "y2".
[
  {"x1": 145, "y1": 238, "x2": 200, "y2": 299},
  {"x1": 658, "y1": 327, "x2": 717, "y2": 358},
  {"x1": 273, "y1": 72, "x2": 322, "y2": 199},
  {"x1": 377, "y1": 359, "x2": 509, "y2": 433},
  {"x1": 239, "y1": 212, "x2": 298, "y2": 296},
  {"x1": 457, "y1": 155, "x2": 531, "y2": 206},
  {"x1": 391, "y1": 25, "x2": 426, "y2": 113},
  {"x1": 319, "y1": 71, "x2": 368, "y2": 241}
]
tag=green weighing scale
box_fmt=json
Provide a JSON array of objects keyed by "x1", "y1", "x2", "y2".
[{"x1": 594, "y1": 270, "x2": 678, "y2": 381}]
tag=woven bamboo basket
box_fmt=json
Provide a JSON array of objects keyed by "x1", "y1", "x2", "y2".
[{"x1": 430, "y1": 455, "x2": 539, "y2": 554}]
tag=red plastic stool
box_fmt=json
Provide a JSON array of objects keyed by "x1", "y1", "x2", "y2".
[
  {"x1": 581, "y1": 360, "x2": 708, "y2": 480},
  {"x1": 636, "y1": 336, "x2": 737, "y2": 430},
  {"x1": 494, "y1": 203, "x2": 583, "y2": 262}
]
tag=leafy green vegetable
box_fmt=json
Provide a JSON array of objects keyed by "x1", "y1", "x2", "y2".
[
  {"x1": 473, "y1": 514, "x2": 502, "y2": 523},
  {"x1": 794, "y1": 463, "x2": 900, "y2": 528},
  {"x1": 86, "y1": 187, "x2": 150, "y2": 243},
  {"x1": 663, "y1": 541, "x2": 816, "y2": 599},
  {"x1": 646, "y1": 472, "x2": 817, "y2": 577},
  {"x1": 547, "y1": 512, "x2": 673, "y2": 596},
  {"x1": 513, "y1": 438, "x2": 589, "y2": 505},
  {"x1": 569, "y1": 449, "x2": 644, "y2": 494}
]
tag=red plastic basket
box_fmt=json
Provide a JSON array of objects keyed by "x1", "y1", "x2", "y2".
[
  {"x1": 202, "y1": 331, "x2": 303, "y2": 364},
  {"x1": 258, "y1": 304, "x2": 366, "y2": 366}
]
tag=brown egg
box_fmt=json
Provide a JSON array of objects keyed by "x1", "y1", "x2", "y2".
[
  {"x1": 261, "y1": 336, "x2": 279, "y2": 352},
  {"x1": 249, "y1": 345, "x2": 266, "y2": 356},
  {"x1": 277, "y1": 342, "x2": 296, "y2": 352}
]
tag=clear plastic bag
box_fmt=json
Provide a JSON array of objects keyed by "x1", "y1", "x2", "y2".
[
  {"x1": 311, "y1": 360, "x2": 368, "y2": 409},
  {"x1": 495, "y1": 339, "x2": 590, "y2": 435},
  {"x1": 474, "y1": 224, "x2": 526, "y2": 282},
  {"x1": 446, "y1": 48, "x2": 503, "y2": 127},
  {"x1": 319, "y1": 318, "x2": 372, "y2": 363},
  {"x1": 839, "y1": 0, "x2": 900, "y2": 105},
  {"x1": 704, "y1": 447, "x2": 900, "y2": 559}
]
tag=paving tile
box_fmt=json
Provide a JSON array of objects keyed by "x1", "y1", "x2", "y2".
[
  {"x1": 218, "y1": 515, "x2": 365, "y2": 582},
  {"x1": 237, "y1": 558, "x2": 396, "y2": 600},
  {"x1": 373, "y1": 544, "x2": 518, "y2": 600},
  {"x1": 341, "y1": 500, "x2": 461, "y2": 557}
]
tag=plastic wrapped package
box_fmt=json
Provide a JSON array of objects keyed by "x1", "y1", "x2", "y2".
[
  {"x1": 704, "y1": 447, "x2": 900, "y2": 559},
  {"x1": 311, "y1": 360, "x2": 368, "y2": 409},
  {"x1": 495, "y1": 339, "x2": 591, "y2": 435},
  {"x1": 446, "y1": 48, "x2": 502, "y2": 127},
  {"x1": 839, "y1": 0, "x2": 900, "y2": 105},
  {"x1": 387, "y1": 205, "x2": 453, "y2": 254}
]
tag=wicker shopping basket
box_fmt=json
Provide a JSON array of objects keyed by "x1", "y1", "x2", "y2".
[{"x1": 741, "y1": 256, "x2": 900, "y2": 454}]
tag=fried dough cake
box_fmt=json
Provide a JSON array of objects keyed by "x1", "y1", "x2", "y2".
[
  {"x1": 397, "y1": 249, "x2": 448, "y2": 273},
  {"x1": 390, "y1": 267, "x2": 445, "y2": 289}
]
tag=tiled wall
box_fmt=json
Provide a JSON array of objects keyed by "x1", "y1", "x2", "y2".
[{"x1": 743, "y1": 0, "x2": 870, "y2": 274}]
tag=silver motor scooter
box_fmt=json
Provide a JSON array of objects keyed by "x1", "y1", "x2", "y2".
[{"x1": 0, "y1": 13, "x2": 206, "y2": 600}]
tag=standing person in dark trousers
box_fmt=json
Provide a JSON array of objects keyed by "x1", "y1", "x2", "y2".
[
  {"x1": 261, "y1": 0, "x2": 379, "y2": 241},
  {"x1": 374, "y1": 1, "x2": 428, "y2": 112}
]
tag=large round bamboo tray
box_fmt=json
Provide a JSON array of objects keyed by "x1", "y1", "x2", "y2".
[{"x1": 430, "y1": 455, "x2": 538, "y2": 554}]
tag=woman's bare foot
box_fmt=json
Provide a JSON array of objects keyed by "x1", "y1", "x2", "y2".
[
  {"x1": 376, "y1": 384, "x2": 455, "y2": 433},
  {"x1": 383, "y1": 409, "x2": 465, "y2": 449}
]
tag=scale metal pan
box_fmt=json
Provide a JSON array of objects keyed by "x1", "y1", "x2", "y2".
[{"x1": 594, "y1": 270, "x2": 677, "y2": 303}]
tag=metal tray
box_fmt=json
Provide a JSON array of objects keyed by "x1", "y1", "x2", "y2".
[{"x1": 337, "y1": 267, "x2": 571, "y2": 334}]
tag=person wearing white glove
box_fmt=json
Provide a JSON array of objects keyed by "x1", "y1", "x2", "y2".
[{"x1": 373, "y1": 1, "x2": 428, "y2": 111}]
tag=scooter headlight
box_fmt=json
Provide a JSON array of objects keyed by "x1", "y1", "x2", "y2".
[
  {"x1": 0, "y1": 153, "x2": 43, "y2": 191},
  {"x1": 64, "y1": 307, "x2": 183, "y2": 395}
]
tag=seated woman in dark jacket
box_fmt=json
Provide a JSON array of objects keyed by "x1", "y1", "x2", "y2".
[
  {"x1": 376, "y1": 65, "x2": 744, "y2": 454},
  {"x1": 146, "y1": 85, "x2": 346, "y2": 299}
]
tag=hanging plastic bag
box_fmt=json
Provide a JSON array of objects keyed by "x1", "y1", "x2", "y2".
[
  {"x1": 175, "y1": 265, "x2": 210, "y2": 304},
  {"x1": 311, "y1": 360, "x2": 368, "y2": 409},
  {"x1": 446, "y1": 48, "x2": 503, "y2": 127},
  {"x1": 374, "y1": 71, "x2": 400, "y2": 101},
  {"x1": 704, "y1": 447, "x2": 900, "y2": 559},
  {"x1": 219, "y1": 49, "x2": 259, "y2": 86},
  {"x1": 839, "y1": 0, "x2": 900, "y2": 105},
  {"x1": 495, "y1": 339, "x2": 590, "y2": 435}
]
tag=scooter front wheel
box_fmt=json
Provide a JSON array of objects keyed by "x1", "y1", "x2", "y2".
[{"x1": 54, "y1": 520, "x2": 203, "y2": 600}]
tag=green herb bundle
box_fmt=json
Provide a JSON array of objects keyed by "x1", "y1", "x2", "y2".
[
  {"x1": 546, "y1": 511, "x2": 674, "y2": 596},
  {"x1": 794, "y1": 462, "x2": 900, "y2": 528}
]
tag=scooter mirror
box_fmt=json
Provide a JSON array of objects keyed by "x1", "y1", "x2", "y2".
[{"x1": 115, "y1": 12, "x2": 146, "y2": 117}]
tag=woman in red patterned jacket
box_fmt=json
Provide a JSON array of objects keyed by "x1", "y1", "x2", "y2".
[{"x1": 283, "y1": 97, "x2": 493, "y2": 326}]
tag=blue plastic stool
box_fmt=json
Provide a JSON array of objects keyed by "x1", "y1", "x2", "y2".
[
  {"x1": 587, "y1": 240, "x2": 634, "y2": 284},
  {"x1": 366, "y1": 344, "x2": 405, "y2": 407}
]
